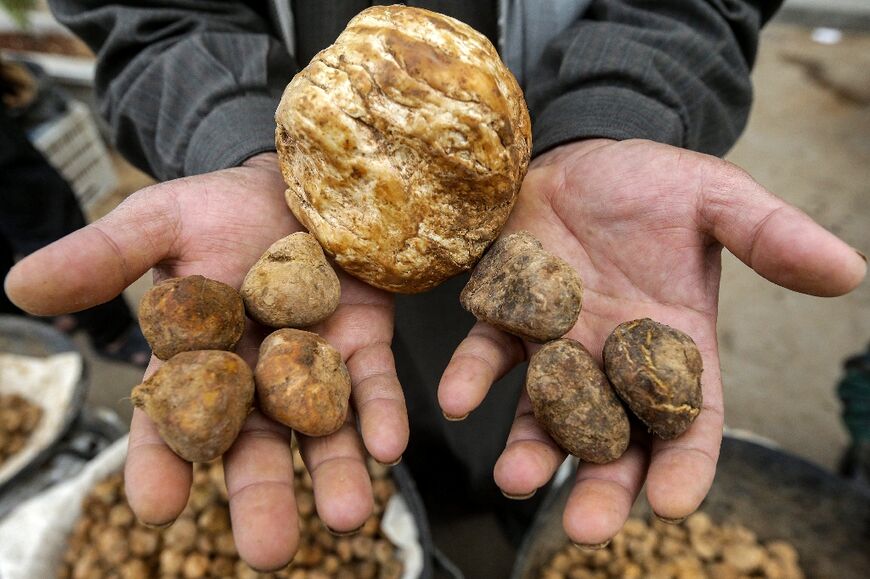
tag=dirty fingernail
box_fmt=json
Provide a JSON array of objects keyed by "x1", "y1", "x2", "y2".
[
  {"x1": 442, "y1": 411, "x2": 469, "y2": 422},
  {"x1": 378, "y1": 455, "x2": 402, "y2": 467},
  {"x1": 326, "y1": 524, "x2": 364, "y2": 537},
  {"x1": 140, "y1": 519, "x2": 174, "y2": 530},
  {"x1": 655, "y1": 513, "x2": 687, "y2": 525},
  {"x1": 501, "y1": 489, "x2": 536, "y2": 500},
  {"x1": 572, "y1": 539, "x2": 611, "y2": 551}
]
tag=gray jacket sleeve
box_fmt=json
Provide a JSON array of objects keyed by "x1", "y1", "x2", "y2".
[
  {"x1": 528, "y1": 0, "x2": 783, "y2": 157},
  {"x1": 48, "y1": 0, "x2": 296, "y2": 180}
]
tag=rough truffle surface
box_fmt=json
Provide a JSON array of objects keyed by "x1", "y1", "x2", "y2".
[
  {"x1": 275, "y1": 5, "x2": 532, "y2": 293},
  {"x1": 527, "y1": 339, "x2": 629, "y2": 463},
  {"x1": 241, "y1": 232, "x2": 341, "y2": 328},
  {"x1": 460, "y1": 231, "x2": 582, "y2": 342},
  {"x1": 138, "y1": 275, "x2": 245, "y2": 360},
  {"x1": 254, "y1": 329, "x2": 351, "y2": 436},
  {"x1": 131, "y1": 351, "x2": 254, "y2": 462},
  {"x1": 603, "y1": 318, "x2": 703, "y2": 439}
]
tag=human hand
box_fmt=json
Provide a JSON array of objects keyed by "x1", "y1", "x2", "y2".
[
  {"x1": 438, "y1": 139, "x2": 865, "y2": 546},
  {"x1": 4, "y1": 152, "x2": 408, "y2": 570}
]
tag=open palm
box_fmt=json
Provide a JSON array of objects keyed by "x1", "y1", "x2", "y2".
[
  {"x1": 4, "y1": 153, "x2": 408, "y2": 571},
  {"x1": 439, "y1": 138, "x2": 865, "y2": 546}
]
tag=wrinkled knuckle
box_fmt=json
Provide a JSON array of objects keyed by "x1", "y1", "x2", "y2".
[
  {"x1": 652, "y1": 444, "x2": 718, "y2": 468},
  {"x1": 714, "y1": 159, "x2": 755, "y2": 192},
  {"x1": 307, "y1": 454, "x2": 363, "y2": 479},
  {"x1": 466, "y1": 329, "x2": 523, "y2": 362},
  {"x1": 227, "y1": 479, "x2": 292, "y2": 502},
  {"x1": 453, "y1": 349, "x2": 497, "y2": 376}
]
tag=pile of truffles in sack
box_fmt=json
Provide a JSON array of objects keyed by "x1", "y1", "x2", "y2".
[
  {"x1": 0, "y1": 393, "x2": 43, "y2": 467},
  {"x1": 538, "y1": 513, "x2": 803, "y2": 579},
  {"x1": 57, "y1": 448, "x2": 404, "y2": 579}
]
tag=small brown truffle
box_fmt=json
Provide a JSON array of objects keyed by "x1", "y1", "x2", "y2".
[
  {"x1": 461, "y1": 231, "x2": 583, "y2": 343},
  {"x1": 254, "y1": 329, "x2": 351, "y2": 436},
  {"x1": 139, "y1": 275, "x2": 246, "y2": 360},
  {"x1": 603, "y1": 318, "x2": 703, "y2": 439},
  {"x1": 526, "y1": 339, "x2": 629, "y2": 463},
  {"x1": 131, "y1": 351, "x2": 254, "y2": 462},
  {"x1": 241, "y1": 232, "x2": 340, "y2": 328},
  {"x1": 276, "y1": 5, "x2": 531, "y2": 293}
]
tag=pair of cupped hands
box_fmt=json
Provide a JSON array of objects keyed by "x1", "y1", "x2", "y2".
[{"x1": 5, "y1": 138, "x2": 865, "y2": 571}]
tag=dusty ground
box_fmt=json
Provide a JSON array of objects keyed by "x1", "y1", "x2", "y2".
[
  {"x1": 71, "y1": 18, "x2": 868, "y2": 579},
  {"x1": 720, "y1": 22, "x2": 869, "y2": 471}
]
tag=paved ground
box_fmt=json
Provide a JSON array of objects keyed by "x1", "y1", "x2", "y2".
[{"x1": 74, "y1": 18, "x2": 868, "y2": 578}]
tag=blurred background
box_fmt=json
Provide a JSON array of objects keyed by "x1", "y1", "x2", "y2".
[{"x1": 0, "y1": 0, "x2": 867, "y2": 577}]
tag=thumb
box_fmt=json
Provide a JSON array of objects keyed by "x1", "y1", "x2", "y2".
[
  {"x1": 702, "y1": 165, "x2": 866, "y2": 297},
  {"x1": 4, "y1": 185, "x2": 178, "y2": 316}
]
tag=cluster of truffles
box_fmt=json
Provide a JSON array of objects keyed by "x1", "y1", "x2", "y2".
[
  {"x1": 0, "y1": 393, "x2": 43, "y2": 466},
  {"x1": 461, "y1": 231, "x2": 703, "y2": 463},
  {"x1": 538, "y1": 513, "x2": 803, "y2": 579},
  {"x1": 136, "y1": 233, "x2": 349, "y2": 462},
  {"x1": 57, "y1": 449, "x2": 403, "y2": 579},
  {"x1": 270, "y1": 2, "x2": 699, "y2": 463}
]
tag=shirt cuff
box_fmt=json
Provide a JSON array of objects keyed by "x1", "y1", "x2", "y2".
[
  {"x1": 531, "y1": 86, "x2": 686, "y2": 157},
  {"x1": 184, "y1": 94, "x2": 279, "y2": 176}
]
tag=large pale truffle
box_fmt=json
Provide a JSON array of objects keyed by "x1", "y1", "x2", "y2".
[{"x1": 275, "y1": 5, "x2": 532, "y2": 293}]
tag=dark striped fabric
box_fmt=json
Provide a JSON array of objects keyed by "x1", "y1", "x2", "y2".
[{"x1": 48, "y1": 1, "x2": 781, "y2": 181}]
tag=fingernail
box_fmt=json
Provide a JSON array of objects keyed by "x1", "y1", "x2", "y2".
[
  {"x1": 501, "y1": 489, "x2": 536, "y2": 500},
  {"x1": 572, "y1": 539, "x2": 611, "y2": 551},
  {"x1": 854, "y1": 248, "x2": 867, "y2": 263},
  {"x1": 378, "y1": 455, "x2": 402, "y2": 467},
  {"x1": 326, "y1": 523, "x2": 364, "y2": 537},
  {"x1": 140, "y1": 519, "x2": 174, "y2": 530},
  {"x1": 442, "y1": 411, "x2": 469, "y2": 422},
  {"x1": 654, "y1": 513, "x2": 687, "y2": 525}
]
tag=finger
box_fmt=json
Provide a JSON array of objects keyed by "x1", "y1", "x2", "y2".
[
  {"x1": 297, "y1": 415, "x2": 373, "y2": 533},
  {"x1": 315, "y1": 292, "x2": 408, "y2": 464},
  {"x1": 493, "y1": 392, "x2": 566, "y2": 498},
  {"x1": 645, "y1": 343, "x2": 724, "y2": 521},
  {"x1": 315, "y1": 289, "x2": 393, "y2": 358},
  {"x1": 702, "y1": 163, "x2": 866, "y2": 296},
  {"x1": 223, "y1": 412, "x2": 299, "y2": 571},
  {"x1": 438, "y1": 322, "x2": 525, "y2": 419},
  {"x1": 4, "y1": 185, "x2": 179, "y2": 315},
  {"x1": 345, "y1": 340, "x2": 407, "y2": 463},
  {"x1": 125, "y1": 407, "x2": 192, "y2": 526},
  {"x1": 563, "y1": 442, "x2": 648, "y2": 547}
]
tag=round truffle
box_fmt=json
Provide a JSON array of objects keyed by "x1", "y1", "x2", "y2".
[
  {"x1": 131, "y1": 350, "x2": 254, "y2": 463},
  {"x1": 275, "y1": 5, "x2": 531, "y2": 293},
  {"x1": 138, "y1": 275, "x2": 246, "y2": 360},
  {"x1": 240, "y1": 232, "x2": 341, "y2": 328},
  {"x1": 527, "y1": 339, "x2": 629, "y2": 463},
  {"x1": 603, "y1": 318, "x2": 703, "y2": 439},
  {"x1": 254, "y1": 329, "x2": 351, "y2": 437}
]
